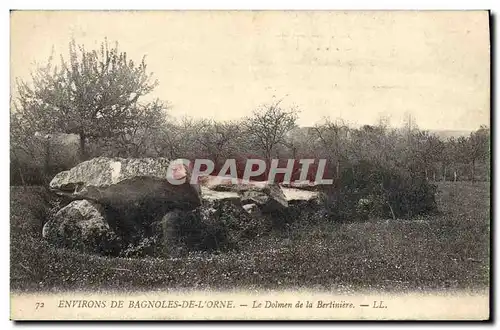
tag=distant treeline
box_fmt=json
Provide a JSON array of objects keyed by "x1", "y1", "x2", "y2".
[
  {"x1": 10, "y1": 38, "x2": 490, "y2": 186},
  {"x1": 10, "y1": 110, "x2": 490, "y2": 186}
]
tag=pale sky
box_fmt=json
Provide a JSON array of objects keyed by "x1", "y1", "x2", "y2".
[{"x1": 10, "y1": 10, "x2": 490, "y2": 130}]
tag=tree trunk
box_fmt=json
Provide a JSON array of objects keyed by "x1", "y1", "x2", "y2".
[
  {"x1": 454, "y1": 171, "x2": 457, "y2": 182},
  {"x1": 433, "y1": 172, "x2": 436, "y2": 182},
  {"x1": 387, "y1": 201, "x2": 396, "y2": 221},
  {"x1": 425, "y1": 168, "x2": 428, "y2": 181},
  {"x1": 264, "y1": 149, "x2": 272, "y2": 166},
  {"x1": 443, "y1": 166, "x2": 447, "y2": 182},
  {"x1": 79, "y1": 133, "x2": 87, "y2": 161},
  {"x1": 12, "y1": 152, "x2": 26, "y2": 188},
  {"x1": 471, "y1": 159, "x2": 476, "y2": 183},
  {"x1": 18, "y1": 166, "x2": 26, "y2": 187},
  {"x1": 43, "y1": 138, "x2": 51, "y2": 185}
]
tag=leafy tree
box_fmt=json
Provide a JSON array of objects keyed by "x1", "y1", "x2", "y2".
[
  {"x1": 92, "y1": 99, "x2": 169, "y2": 158},
  {"x1": 442, "y1": 137, "x2": 459, "y2": 182},
  {"x1": 13, "y1": 38, "x2": 158, "y2": 161}
]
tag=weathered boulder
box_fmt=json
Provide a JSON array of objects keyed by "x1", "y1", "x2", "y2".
[
  {"x1": 42, "y1": 200, "x2": 121, "y2": 255},
  {"x1": 45, "y1": 163, "x2": 322, "y2": 256},
  {"x1": 280, "y1": 181, "x2": 319, "y2": 191},
  {"x1": 242, "y1": 203, "x2": 260, "y2": 215},
  {"x1": 146, "y1": 198, "x2": 272, "y2": 255},
  {"x1": 193, "y1": 199, "x2": 270, "y2": 249},
  {"x1": 156, "y1": 209, "x2": 190, "y2": 248},
  {"x1": 49, "y1": 157, "x2": 201, "y2": 210},
  {"x1": 49, "y1": 157, "x2": 203, "y2": 246},
  {"x1": 200, "y1": 176, "x2": 288, "y2": 212},
  {"x1": 240, "y1": 185, "x2": 288, "y2": 212}
]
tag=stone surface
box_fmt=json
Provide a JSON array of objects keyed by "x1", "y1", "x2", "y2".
[
  {"x1": 242, "y1": 203, "x2": 260, "y2": 214},
  {"x1": 200, "y1": 187, "x2": 240, "y2": 202},
  {"x1": 199, "y1": 175, "x2": 288, "y2": 212},
  {"x1": 281, "y1": 187, "x2": 319, "y2": 202},
  {"x1": 42, "y1": 200, "x2": 120, "y2": 255},
  {"x1": 45, "y1": 164, "x2": 321, "y2": 257},
  {"x1": 49, "y1": 157, "x2": 201, "y2": 210},
  {"x1": 280, "y1": 181, "x2": 320, "y2": 190},
  {"x1": 200, "y1": 175, "x2": 318, "y2": 201},
  {"x1": 240, "y1": 185, "x2": 287, "y2": 212}
]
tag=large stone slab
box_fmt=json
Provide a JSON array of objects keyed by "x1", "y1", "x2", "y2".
[
  {"x1": 199, "y1": 175, "x2": 288, "y2": 212},
  {"x1": 200, "y1": 176, "x2": 319, "y2": 202},
  {"x1": 281, "y1": 187, "x2": 319, "y2": 202},
  {"x1": 49, "y1": 157, "x2": 201, "y2": 210}
]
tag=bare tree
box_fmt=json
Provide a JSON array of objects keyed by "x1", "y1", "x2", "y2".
[
  {"x1": 101, "y1": 99, "x2": 169, "y2": 158},
  {"x1": 194, "y1": 120, "x2": 242, "y2": 165},
  {"x1": 458, "y1": 126, "x2": 490, "y2": 183},
  {"x1": 244, "y1": 98, "x2": 299, "y2": 163},
  {"x1": 312, "y1": 118, "x2": 349, "y2": 180},
  {"x1": 412, "y1": 131, "x2": 444, "y2": 181}
]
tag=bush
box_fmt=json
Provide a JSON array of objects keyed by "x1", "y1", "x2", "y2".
[
  {"x1": 321, "y1": 160, "x2": 438, "y2": 222},
  {"x1": 120, "y1": 236, "x2": 160, "y2": 258},
  {"x1": 268, "y1": 199, "x2": 326, "y2": 230},
  {"x1": 153, "y1": 201, "x2": 272, "y2": 255},
  {"x1": 10, "y1": 186, "x2": 61, "y2": 238}
]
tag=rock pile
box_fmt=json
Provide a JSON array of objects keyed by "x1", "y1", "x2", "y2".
[{"x1": 43, "y1": 157, "x2": 320, "y2": 256}]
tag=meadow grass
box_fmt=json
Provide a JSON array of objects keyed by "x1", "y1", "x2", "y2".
[{"x1": 10, "y1": 182, "x2": 490, "y2": 293}]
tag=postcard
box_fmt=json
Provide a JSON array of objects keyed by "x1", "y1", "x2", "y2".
[{"x1": 10, "y1": 10, "x2": 491, "y2": 320}]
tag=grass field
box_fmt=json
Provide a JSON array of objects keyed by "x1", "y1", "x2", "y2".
[{"x1": 10, "y1": 182, "x2": 490, "y2": 293}]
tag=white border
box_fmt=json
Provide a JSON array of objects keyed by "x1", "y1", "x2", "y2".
[
  {"x1": 2, "y1": 1, "x2": 497, "y2": 10},
  {"x1": 2, "y1": 1, "x2": 497, "y2": 329}
]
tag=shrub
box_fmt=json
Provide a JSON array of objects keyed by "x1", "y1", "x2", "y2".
[
  {"x1": 120, "y1": 236, "x2": 160, "y2": 258},
  {"x1": 321, "y1": 160, "x2": 438, "y2": 222},
  {"x1": 268, "y1": 199, "x2": 326, "y2": 230},
  {"x1": 154, "y1": 201, "x2": 272, "y2": 255}
]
